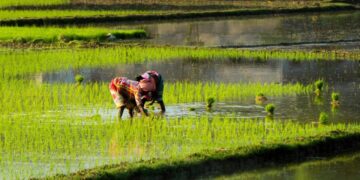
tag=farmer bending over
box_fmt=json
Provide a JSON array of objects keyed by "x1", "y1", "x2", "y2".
[
  {"x1": 136, "y1": 70, "x2": 166, "y2": 114},
  {"x1": 109, "y1": 77, "x2": 148, "y2": 118}
]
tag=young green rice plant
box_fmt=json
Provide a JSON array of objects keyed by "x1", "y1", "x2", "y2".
[
  {"x1": 0, "y1": 0, "x2": 69, "y2": 7},
  {"x1": 265, "y1": 103, "x2": 275, "y2": 115},
  {"x1": 1, "y1": 114, "x2": 360, "y2": 179},
  {"x1": 0, "y1": 26, "x2": 147, "y2": 44},
  {"x1": 0, "y1": 47, "x2": 359, "y2": 78},
  {"x1": 319, "y1": 112, "x2": 329, "y2": 125},
  {"x1": 0, "y1": 79, "x2": 313, "y2": 114},
  {"x1": 75, "y1": 74, "x2": 84, "y2": 85},
  {"x1": 314, "y1": 79, "x2": 324, "y2": 96},
  {"x1": 331, "y1": 92, "x2": 340, "y2": 107},
  {"x1": 206, "y1": 97, "x2": 215, "y2": 111}
]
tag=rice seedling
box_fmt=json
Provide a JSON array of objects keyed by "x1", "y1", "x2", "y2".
[
  {"x1": 265, "y1": 103, "x2": 275, "y2": 115},
  {"x1": 0, "y1": 0, "x2": 69, "y2": 7},
  {"x1": 0, "y1": 47, "x2": 359, "y2": 78},
  {"x1": 0, "y1": 26, "x2": 146, "y2": 44},
  {"x1": 314, "y1": 79, "x2": 324, "y2": 96},
  {"x1": 1, "y1": 114, "x2": 360, "y2": 179},
  {"x1": 75, "y1": 74, "x2": 84, "y2": 85},
  {"x1": 331, "y1": 92, "x2": 340, "y2": 107},
  {"x1": 206, "y1": 97, "x2": 215, "y2": 111},
  {"x1": 319, "y1": 112, "x2": 329, "y2": 125},
  {"x1": 0, "y1": 80, "x2": 312, "y2": 114}
]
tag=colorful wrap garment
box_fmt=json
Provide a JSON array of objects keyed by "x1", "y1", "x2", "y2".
[
  {"x1": 109, "y1": 77, "x2": 143, "y2": 108},
  {"x1": 141, "y1": 70, "x2": 164, "y2": 102}
]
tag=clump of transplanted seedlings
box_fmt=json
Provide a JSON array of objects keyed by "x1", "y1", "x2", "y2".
[
  {"x1": 314, "y1": 80, "x2": 324, "y2": 96},
  {"x1": 319, "y1": 112, "x2": 329, "y2": 125},
  {"x1": 75, "y1": 74, "x2": 84, "y2": 85},
  {"x1": 265, "y1": 103, "x2": 275, "y2": 116},
  {"x1": 331, "y1": 92, "x2": 340, "y2": 108},
  {"x1": 188, "y1": 107, "x2": 196, "y2": 111},
  {"x1": 206, "y1": 97, "x2": 215, "y2": 111},
  {"x1": 255, "y1": 93, "x2": 268, "y2": 104}
]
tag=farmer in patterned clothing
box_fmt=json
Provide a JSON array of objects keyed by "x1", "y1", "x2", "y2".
[
  {"x1": 109, "y1": 77, "x2": 154, "y2": 118},
  {"x1": 136, "y1": 70, "x2": 166, "y2": 114}
]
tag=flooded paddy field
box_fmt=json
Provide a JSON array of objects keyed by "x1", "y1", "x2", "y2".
[
  {"x1": 0, "y1": 9, "x2": 360, "y2": 179},
  {"x1": 104, "y1": 11, "x2": 360, "y2": 48}
]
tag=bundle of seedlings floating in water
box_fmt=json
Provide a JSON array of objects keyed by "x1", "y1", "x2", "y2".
[
  {"x1": 319, "y1": 112, "x2": 329, "y2": 125},
  {"x1": 255, "y1": 93, "x2": 267, "y2": 104},
  {"x1": 314, "y1": 80, "x2": 324, "y2": 96},
  {"x1": 331, "y1": 92, "x2": 340, "y2": 108},
  {"x1": 75, "y1": 74, "x2": 84, "y2": 86},
  {"x1": 206, "y1": 97, "x2": 215, "y2": 111},
  {"x1": 265, "y1": 103, "x2": 275, "y2": 116}
]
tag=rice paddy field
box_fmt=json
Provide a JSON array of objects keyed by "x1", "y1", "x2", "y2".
[{"x1": 0, "y1": 1, "x2": 359, "y2": 179}]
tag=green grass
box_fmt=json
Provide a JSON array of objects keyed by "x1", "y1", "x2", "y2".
[
  {"x1": 0, "y1": 80, "x2": 312, "y2": 113},
  {"x1": 0, "y1": 26, "x2": 146, "y2": 43},
  {"x1": 0, "y1": 10, "x2": 171, "y2": 20},
  {"x1": 1, "y1": 46, "x2": 359, "y2": 78},
  {"x1": 0, "y1": 1, "x2": 354, "y2": 21},
  {"x1": 0, "y1": 0, "x2": 69, "y2": 7},
  {"x1": 0, "y1": 114, "x2": 359, "y2": 179}
]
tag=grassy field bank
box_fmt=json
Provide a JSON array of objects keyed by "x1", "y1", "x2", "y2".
[
  {"x1": 0, "y1": 4, "x2": 357, "y2": 26},
  {"x1": 0, "y1": 26, "x2": 146, "y2": 43}
]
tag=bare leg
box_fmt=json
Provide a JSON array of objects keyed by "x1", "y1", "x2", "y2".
[
  {"x1": 128, "y1": 108, "x2": 134, "y2": 118},
  {"x1": 118, "y1": 106, "x2": 126, "y2": 119},
  {"x1": 158, "y1": 100, "x2": 166, "y2": 114}
]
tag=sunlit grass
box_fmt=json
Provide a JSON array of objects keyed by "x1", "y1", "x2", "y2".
[
  {"x1": 0, "y1": 0, "x2": 69, "y2": 7},
  {"x1": 0, "y1": 26, "x2": 146, "y2": 43},
  {"x1": 0, "y1": 80, "x2": 312, "y2": 113},
  {"x1": 1, "y1": 46, "x2": 358, "y2": 78},
  {"x1": 0, "y1": 115, "x2": 359, "y2": 179}
]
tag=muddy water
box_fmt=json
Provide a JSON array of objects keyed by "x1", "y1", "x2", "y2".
[
  {"x1": 107, "y1": 11, "x2": 360, "y2": 48},
  {"x1": 32, "y1": 59, "x2": 360, "y2": 122},
  {"x1": 216, "y1": 152, "x2": 360, "y2": 180}
]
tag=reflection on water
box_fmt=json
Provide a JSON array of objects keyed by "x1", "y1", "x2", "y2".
[
  {"x1": 106, "y1": 11, "x2": 360, "y2": 47},
  {"x1": 217, "y1": 151, "x2": 360, "y2": 180}
]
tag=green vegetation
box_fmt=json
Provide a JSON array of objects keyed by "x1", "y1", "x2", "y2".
[
  {"x1": 46, "y1": 117, "x2": 360, "y2": 179},
  {"x1": 0, "y1": 0, "x2": 69, "y2": 7},
  {"x1": 265, "y1": 104, "x2": 275, "y2": 115},
  {"x1": 74, "y1": 74, "x2": 84, "y2": 85},
  {"x1": 319, "y1": 112, "x2": 329, "y2": 124},
  {"x1": 0, "y1": 10, "x2": 170, "y2": 20},
  {"x1": 315, "y1": 79, "x2": 325, "y2": 96},
  {"x1": 332, "y1": 92, "x2": 340, "y2": 101},
  {"x1": 206, "y1": 97, "x2": 215, "y2": 110},
  {"x1": 1, "y1": 46, "x2": 359, "y2": 78},
  {"x1": 0, "y1": 114, "x2": 359, "y2": 179},
  {"x1": 0, "y1": 80, "x2": 312, "y2": 114},
  {"x1": 331, "y1": 92, "x2": 340, "y2": 107},
  {"x1": 0, "y1": 26, "x2": 146, "y2": 43}
]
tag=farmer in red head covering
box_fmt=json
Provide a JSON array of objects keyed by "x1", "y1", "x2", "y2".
[
  {"x1": 136, "y1": 70, "x2": 166, "y2": 114},
  {"x1": 109, "y1": 77, "x2": 148, "y2": 118}
]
